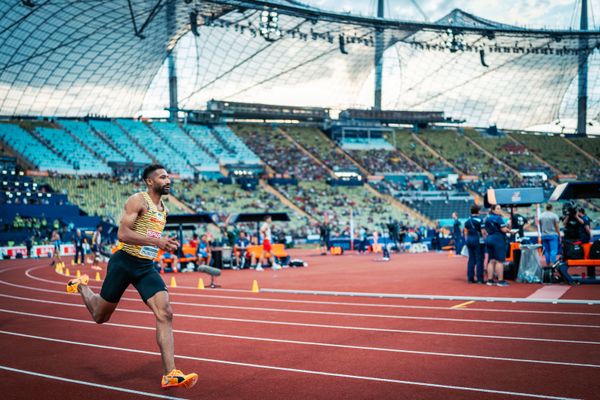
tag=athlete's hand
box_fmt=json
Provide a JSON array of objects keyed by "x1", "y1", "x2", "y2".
[{"x1": 158, "y1": 237, "x2": 180, "y2": 253}]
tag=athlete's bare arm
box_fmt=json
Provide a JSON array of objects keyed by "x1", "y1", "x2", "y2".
[{"x1": 117, "y1": 193, "x2": 179, "y2": 252}]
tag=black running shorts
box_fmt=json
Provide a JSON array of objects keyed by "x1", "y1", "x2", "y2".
[{"x1": 100, "y1": 250, "x2": 167, "y2": 303}]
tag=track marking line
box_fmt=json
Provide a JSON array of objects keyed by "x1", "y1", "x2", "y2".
[
  {"x1": 23, "y1": 266, "x2": 600, "y2": 316},
  {"x1": 0, "y1": 330, "x2": 581, "y2": 400},
  {"x1": 2, "y1": 308, "x2": 598, "y2": 369},
  {"x1": 1, "y1": 293, "x2": 599, "y2": 346},
  {"x1": 4, "y1": 275, "x2": 599, "y2": 330},
  {"x1": 451, "y1": 301, "x2": 475, "y2": 309},
  {"x1": 0, "y1": 365, "x2": 187, "y2": 400},
  {"x1": 261, "y1": 288, "x2": 600, "y2": 305}
]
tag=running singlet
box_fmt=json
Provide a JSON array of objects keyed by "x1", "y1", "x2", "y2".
[{"x1": 120, "y1": 192, "x2": 168, "y2": 260}]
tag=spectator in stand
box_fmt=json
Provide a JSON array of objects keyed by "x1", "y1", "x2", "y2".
[
  {"x1": 538, "y1": 204, "x2": 561, "y2": 266},
  {"x1": 464, "y1": 204, "x2": 486, "y2": 284},
  {"x1": 452, "y1": 212, "x2": 463, "y2": 255},
  {"x1": 74, "y1": 229, "x2": 85, "y2": 265},
  {"x1": 484, "y1": 204, "x2": 510, "y2": 286}
]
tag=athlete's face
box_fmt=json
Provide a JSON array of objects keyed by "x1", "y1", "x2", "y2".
[{"x1": 148, "y1": 169, "x2": 171, "y2": 195}]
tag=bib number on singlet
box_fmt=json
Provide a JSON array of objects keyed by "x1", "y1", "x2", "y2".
[
  {"x1": 139, "y1": 246, "x2": 159, "y2": 258},
  {"x1": 147, "y1": 230, "x2": 162, "y2": 239}
]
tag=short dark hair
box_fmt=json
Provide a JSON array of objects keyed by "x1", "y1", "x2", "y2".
[
  {"x1": 546, "y1": 203, "x2": 553, "y2": 211},
  {"x1": 142, "y1": 164, "x2": 166, "y2": 181},
  {"x1": 470, "y1": 204, "x2": 481, "y2": 214},
  {"x1": 578, "y1": 207, "x2": 586, "y2": 214}
]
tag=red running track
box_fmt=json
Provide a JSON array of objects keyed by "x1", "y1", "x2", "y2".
[{"x1": 0, "y1": 251, "x2": 599, "y2": 400}]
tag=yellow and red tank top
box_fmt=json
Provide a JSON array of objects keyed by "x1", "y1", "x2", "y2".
[{"x1": 120, "y1": 192, "x2": 168, "y2": 260}]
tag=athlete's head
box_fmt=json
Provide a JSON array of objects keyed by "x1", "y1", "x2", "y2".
[
  {"x1": 490, "y1": 204, "x2": 501, "y2": 214},
  {"x1": 143, "y1": 164, "x2": 170, "y2": 195}
]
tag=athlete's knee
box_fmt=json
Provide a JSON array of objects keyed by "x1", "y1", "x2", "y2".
[
  {"x1": 156, "y1": 304, "x2": 173, "y2": 323},
  {"x1": 92, "y1": 311, "x2": 111, "y2": 324}
]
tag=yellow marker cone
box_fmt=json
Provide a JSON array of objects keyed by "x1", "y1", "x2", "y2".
[
  {"x1": 251, "y1": 280, "x2": 259, "y2": 293},
  {"x1": 197, "y1": 278, "x2": 204, "y2": 290},
  {"x1": 170, "y1": 277, "x2": 177, "y2": 288},
  {"x1": 76, "y1": 270, "x2": 81, "y2": 278},
  {"x1": 65, "y1": 268, "x2": 70, "y2": 276},
  {"x1": 71, "y1": 259, "x2": 74, "y2": 266},
  {"x1": 54, "y1": 264, "x2": 59, "y2": 273},
  {"x1": 95, "y1": 272, "x2": 101, "y2": 282}
]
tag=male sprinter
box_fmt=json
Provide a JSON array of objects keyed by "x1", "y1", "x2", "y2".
[{"x1": 66, "y1": 165, "x2": 198, "y2": 389}]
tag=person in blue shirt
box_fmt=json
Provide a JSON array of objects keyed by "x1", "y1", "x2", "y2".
[
  {"x1": 464, "y1": 205, "x2": 486, "y2": 284},
  {"x1": 578, "y1": 208, "x2": 592, "y2": 244},
  {"x1": 452, "y1": 212, "x2": 464, "y2": 255},
  {"x1": 484, "y1": 204, "x2": 510, "y2": 286}
]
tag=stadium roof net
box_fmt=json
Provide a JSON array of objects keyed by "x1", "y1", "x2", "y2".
[{"x1": 1, "y1": 0, "x2": 599, "y2": 130}]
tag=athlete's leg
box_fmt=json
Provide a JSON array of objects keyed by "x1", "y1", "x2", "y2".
[
  {"x1": 146, "y1": 290, "x2": 176, "y2": 374},
  {"x1": 78, "y1": 284, "x2": 118, "y2": 324}
]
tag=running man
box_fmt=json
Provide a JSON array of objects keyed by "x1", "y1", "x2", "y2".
[{"x1": 66, "y1": 165, "x2": 198, "y2": 389}]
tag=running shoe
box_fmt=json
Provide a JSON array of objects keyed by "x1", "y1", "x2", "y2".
[
  {"x1": 161, "y1": 369, "x2": 198, "y2": 389},
  {"x1": 66, "y1": 274, "x2": 89, "y2": 293},
  {"x1": 496, "y1": 280, "x2": 510, "y2": 287},
  {"x1": 255, "y1": 265, "x2": 264, "y2": 271},
  {"x1": 486, "y1": 280, "x2": 496, "y2": 286}
]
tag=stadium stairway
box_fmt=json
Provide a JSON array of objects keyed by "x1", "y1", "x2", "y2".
[
  {"x1": 278, "y1": 127, "x2": 434, "y2": 226},
  {"x1": 462, "y1": 133, "x2": 521, "y2": 178},
  {"x1": 507, "y1": 133, "x2": 562, "y2": 177},
  {"x1": 410, "y1": 133, "x2": 461, "y2": 175},
  {"x1": 166, "y1": 194, "x2": 194, "y2": 214},
  {"x1": 114, "y1": 120, "x2": 159, "y2": 165},
  {"x1": 258, "y1": 180, "x2": 317, "y2": 223},
  {"x1": 508, "y1": 132, "x2": 600, "y2": 212},
  {"x1": 276, "y1": 128, "x2": 336, "y2": 177},
  {"x1": 561, "y1": 137, "x2": 600, "y2": 167}
]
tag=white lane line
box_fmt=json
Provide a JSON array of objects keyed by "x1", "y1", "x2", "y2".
[
  {"x1": 24, "y1": 266, "x2": 600, "y2": 317},
  {"x1": 2, "y1": 308, "x2": 598, "y2": 369},
  {"x1": 2, "y1": 292, "x2": 599, "y2": 346},
  {"x1": 0, "y1": 365, "x2": 187, "y2": 400},
  {"x1": 3, "y1": 275, "x2": 598, "y2": 330},
  {"x1": 0, "y1": 330, "x2": 581, "y2": 400},
  {"x1": 261, "y1": 288, "x2": 600, "y2": 305}
]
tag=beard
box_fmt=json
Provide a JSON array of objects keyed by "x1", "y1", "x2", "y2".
[{"x1": 158, "y1": 184, "x2": 170, "y2": 195}]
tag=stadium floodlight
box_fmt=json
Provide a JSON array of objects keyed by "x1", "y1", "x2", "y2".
[{"x1": 259, "y1": 9, "x2": 281, "y2": 42}]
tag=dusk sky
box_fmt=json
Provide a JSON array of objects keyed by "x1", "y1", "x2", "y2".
[{"x1": 304, "y1": 0, "x2": 599, "y2": 30}]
